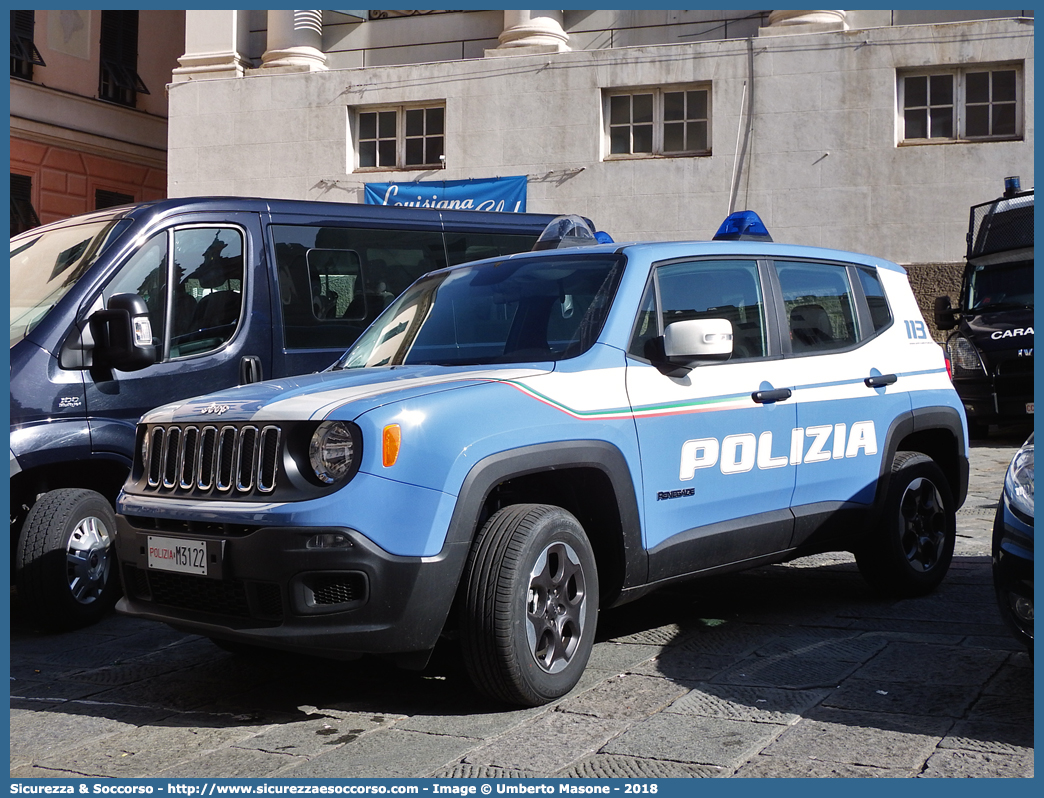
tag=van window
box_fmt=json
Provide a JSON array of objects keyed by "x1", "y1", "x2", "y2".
[
  {"x1": 103, "y1": 226, "x2": 245, "y2": 360},
  {"x1": 444, "y1": 231, "x2": 541, "y2": 266},
  {"x1": 271, "y1": 225, "x2": 447, "y2": 350},
  {"x1": 169, "y1": 227, "x2": 245, "y2": 358}
]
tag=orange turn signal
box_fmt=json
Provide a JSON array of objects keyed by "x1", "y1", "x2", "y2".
[{"x1": 382, "y1": 424, "x2": 401, "y2": 467}]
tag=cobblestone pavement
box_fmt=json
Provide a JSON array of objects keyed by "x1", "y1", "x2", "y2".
[{"x1": 9, "y1": 427, "x2": 1034, "y2": 779}]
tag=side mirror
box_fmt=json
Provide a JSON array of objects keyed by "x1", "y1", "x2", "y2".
[
  {"x1": 664, "y1": 318, "x2": 734, "y2": 365},
  {"x1": 933, "y1": 296, "x2": 958, "y2": 331},
  {"x1": 89, "y1": 293, "x2": 158, "y2": 372}
]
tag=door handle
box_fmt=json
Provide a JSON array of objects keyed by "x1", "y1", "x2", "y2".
[
  {"x1": 752, "y1": 388, "x2": 792, "y2": 404},
  {"x1": 865, "y1": 373, "x2": 897, "y2": 388},
  {"x1": 240, "y1": 355, "x2": 263, "y2": 385}
]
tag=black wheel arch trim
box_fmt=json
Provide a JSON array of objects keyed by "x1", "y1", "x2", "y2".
[
  {"x1": 444, "y1": 440, "x2": 646, "y2": 600},
  {"x1": 877, "y1": 405, "x2": 969, "y2": 512}
]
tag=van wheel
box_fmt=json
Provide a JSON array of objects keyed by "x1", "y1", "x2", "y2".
[
  {"x1": 856, "y1": 452, "x2": 956, "y2": 597},
  {"x1": 15, "y1": 489, "x2": 121, "y2": 631},
  {"x1": 458, "y1": 504, "x2": 598, "y2": 706}
]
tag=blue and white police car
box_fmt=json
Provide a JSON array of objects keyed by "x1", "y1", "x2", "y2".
[{"x1": 115, "y1": 213, "x2": 969, "y2": 706}]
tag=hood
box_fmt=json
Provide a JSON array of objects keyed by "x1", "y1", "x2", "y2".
[
  {"x1": 142, "y1": 363, "x2": 552, "y2": 425},
  {"x1": 961, "y1": 307, "x2": 1034, "y2": 354}
]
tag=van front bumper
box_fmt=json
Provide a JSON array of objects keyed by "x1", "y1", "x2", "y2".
[{"x1": 114, "y1": 514, "x2": 468, "y2": 658}]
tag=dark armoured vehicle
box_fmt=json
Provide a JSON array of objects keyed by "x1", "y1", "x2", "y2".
[{"x1": 935, "y1": 177, "x2": 1033, "y2": 437}]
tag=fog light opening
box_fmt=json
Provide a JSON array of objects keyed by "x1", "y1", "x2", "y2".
[
  {"x1": 1011, "y1": 594, "x2": 1033, "y2": 623},
  {"x1": 307, "y1": 532, "x2": 352, "y2": 549}
]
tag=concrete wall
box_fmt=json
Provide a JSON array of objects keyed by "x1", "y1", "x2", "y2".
[{"x1": 166, "y1": 17, "x2": 1033, "y2": 270}]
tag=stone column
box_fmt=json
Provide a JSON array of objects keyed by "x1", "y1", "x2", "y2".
[
  {"x1": 761, "y1": 10, "x2": 848, "y2": 35},
  {"x1": 172, "y1": 10, "x2": 251, "y2": 81},
  {"x1": 260, "y1": 9, "x2": 328, "y2": 71},
  {"x1": 487, "y1": 10, "x2": 570, "y2": 56}
]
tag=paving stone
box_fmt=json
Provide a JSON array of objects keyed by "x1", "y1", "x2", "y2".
[
  {"x1": 967, "y1": 694, "x2": 1034, "y2": 725},
  {"x1": 10, "y1": 701, "x2": 172, "y2": 767},
  {"x1": 937, "y1": 719, "x2": 1034, "y2": 754},
  {"x1": 711, "y1": 652, "x2": 860, "y2": 689},
  {"x1": 274, "y1": 729, "x2": 476, "y2": 778},
  {"x1": 919, "y1": 748, "x2": 1034, "y2": 778},
  {"x1": 734, "y1": 755, "x2": 915, "y2": 777},
  {"x1": 396, "y1": 703, "x2": 545, "y2": 740},
  {"x1": 850, "y1": 642, "x2": 1007, "y2": 686},
  {"x1": 601, "y1": 712, "x2": 785, "y2": 768},
  {"x1": 628, "y1": 650, "x2": 737, "y2": 683},
  {"x1": 33, "y1": 723, "x2": 260, "y2": 778},
  {"x1": 760, "y1": 707, "x2": 953, "y2": 769},
  {"x1": 9, "y1": 765, "x2": 86, "y2": 778},
  {"x1": 556, "y1": 674, "x2": 688, "y2": 720},
  {"x1": 84, "y1": 673, "x2": 255, "y2": 712},
  {"x1": 670, "y1": 623, "x2": 781, "y2": 658},
  {"x1": 983, "y1": 660, "x2": 1035, "y2": 695},
  {"x1": 585, "y1": 641, "x2": 661, "y2": 673},
  {"x1": 9, "y1": 677, "x2": 112, "y2": 701},
  {"x1": 752, "y1": 632, "x2": 887, "y2": 662},
  {"x1": 821, "y1": 680, "x2": 979, "y2": 718},
  {"x1": 601, "y1": 624, "x2": 689, "y2": 647},
  {"x1": 234, "y1": 712, "x2": 392, "y2": 758},
  {"x1": 431, "y1": 764, "x2": 540, "y2": 778},
  {"x1": 844, "y1": 617, "x2": 1002, "y2": 637},
  {"x1": 666, "y1": 684, "x2": 828, "y2": 725},
  {"x1": 154, "y1": 745, "x2": 301, "y2": 778},
  {"x1": 559, "y1": 753, "x2": 723, "y2": 778},
  {"x1": 460, "y1": 710, "x2": 630, "y2": 773}
]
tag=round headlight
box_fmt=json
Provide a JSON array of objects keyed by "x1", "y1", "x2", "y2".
[
  {"x1": 309, "y1": 421, "x2": 356, "y2": 484},
  {"x1": 946, "y1": 336, "x2": 984, "y2": 374},
  {"x1": 1004, "y1": 436, "x2": 1034, "y2": 520}
]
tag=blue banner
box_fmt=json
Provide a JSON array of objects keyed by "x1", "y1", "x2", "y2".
[{"x1": 364, "y1": 175, "x2": 527, "y2": 213}]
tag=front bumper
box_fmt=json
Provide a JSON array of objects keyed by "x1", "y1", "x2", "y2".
[
  {"x1": 953, "y1": 364, "x2": 1033, "y2": 424},
  {"x1": 115, "y1": 515, "x2": 469, "y2": 658},
  {"x1": 991, "y1": 501, "x2": 1033, "y2": 651}
]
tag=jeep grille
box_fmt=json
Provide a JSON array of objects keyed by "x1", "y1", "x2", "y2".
[{"x1": 142, "y1": 424, "x2": 281, "y2": 497}]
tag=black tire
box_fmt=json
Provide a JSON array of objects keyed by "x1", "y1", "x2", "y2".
[
  {"x1": 458, "y1": 504, "x2": 598, "y2": 706},
  {"x1": 15, "y1": 488, "x2": 121, "y2": 631},
  {"x1": 855, "y1": 452, "x2": 956, "y2": 597}
]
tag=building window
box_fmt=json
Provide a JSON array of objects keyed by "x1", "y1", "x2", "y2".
[
  {"x1": 11, "y1": 173, "x2": 40, "y2": 237},
  {"x1": 605, "y1": 86, "x2": 710, "y2": 158},
  {"x1": 99, "y1": 10, "x2": 149, "y2": 107},
  {"x1": 96, "y1": 189, "x2": 135, "y2": 210},
  {"x1": 355, "y1": 106, "x2": 445, "y2": 170},
  {"x1": 10, "y1": 10, "x2": 45, "y2": 81},
  {"x1": 899, "y1": 66, "x2": 1021, "y2": 143}
]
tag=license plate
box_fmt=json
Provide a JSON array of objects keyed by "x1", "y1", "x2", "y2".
[
  {"x1": 147, "y1": 535, "x2": 208, "y2": 576},
  {"x1": 1028, "y1": 403, "x2": 1034, "y2": 414}
]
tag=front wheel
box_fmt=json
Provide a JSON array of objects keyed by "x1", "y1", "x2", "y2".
[
  {"x1": 855, "y1": 452, "x2": 956, "y2": 597},
  {"x1": 458, "y1": 504, "x2": 599, "y2": 706},
  {"x1": 15, "y1": 488, "x2": 121, "y2": 631}
]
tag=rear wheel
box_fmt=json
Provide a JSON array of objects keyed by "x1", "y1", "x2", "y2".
[
  {"x1": 458, "y1": 504, "x2": 598, "y2": 706},
  {"x1": 15, "y1": 488, "x2": 121, "y2": 630},
  {"x1": 856, "y1": 452, "x2": 956, "y2": 597}
]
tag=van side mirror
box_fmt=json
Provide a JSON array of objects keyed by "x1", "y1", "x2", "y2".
[
  {"x1": 89, "y1": 293, "x2": 158, "y2": 372},
  {"x1": 664, "y1": 319, "x2": 734, "y2": 365},
  {"x1": 933, "y1": 296, "x2": 958, "y2": 331}
]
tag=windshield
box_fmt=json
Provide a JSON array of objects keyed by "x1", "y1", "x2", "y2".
[
  {"x1": 10, "y1": 216, "x2": 130, "y2": 347},
  {"x1": 335, "y1": 253, "x2": 624, "y2": 369},
  {"x1": 967, "y1": 260, "x2": 1034, "y2": 311}
]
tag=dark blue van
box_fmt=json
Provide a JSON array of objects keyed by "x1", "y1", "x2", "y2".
[{"x1": 9, "y1": 196, "x2": 565, "y2": 630}]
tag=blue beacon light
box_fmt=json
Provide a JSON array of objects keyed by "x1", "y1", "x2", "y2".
[{"x1": 713, "y1": 210, "x2": 773, "y2": 241}]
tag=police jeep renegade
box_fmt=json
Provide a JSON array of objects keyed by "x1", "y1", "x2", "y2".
[{"x1": 115, "y1": 213, "x2": 969, "y2": 706}]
